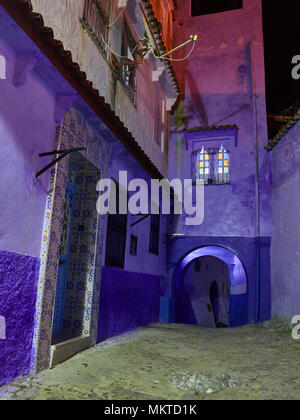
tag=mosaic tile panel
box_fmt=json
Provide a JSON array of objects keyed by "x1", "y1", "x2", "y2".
[{"x1": 31, "y1": 108, "x2": 110, "y2": 372}]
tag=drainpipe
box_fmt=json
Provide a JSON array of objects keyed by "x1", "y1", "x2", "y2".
[{"x1": 250, "y1": 41, "x2": 261, "y2": 324}]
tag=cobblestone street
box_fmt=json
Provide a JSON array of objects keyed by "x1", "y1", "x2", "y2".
[{"x1": 1, "y1": 323, "x2": 300, "y2": 400}]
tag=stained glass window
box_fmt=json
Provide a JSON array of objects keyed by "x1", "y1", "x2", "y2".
[
  {"x1": 215, "y1": 146, "x2": 230, "y2": 184},
  {"x1": 194, "y1": 147, "x2": 213, "y2": 183},
  {"x1": 192, "y1": 146, "x2": 230, "y2": 185}
]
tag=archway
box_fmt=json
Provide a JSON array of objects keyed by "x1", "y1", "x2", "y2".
[{"x1": 175, "y1": 246, "x2": 248, "y2": 327}]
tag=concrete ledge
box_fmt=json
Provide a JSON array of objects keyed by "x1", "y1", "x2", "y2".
[{"x1": 50, "y1": 336, "x2": 91, "y2": 368}]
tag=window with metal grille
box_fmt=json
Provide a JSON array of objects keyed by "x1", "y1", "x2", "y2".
[
  {"x1": 191, "y1": 0, "x2": 243, "y2": 17},
  {"x1": 81, "y1": 0, "x2": 111, "y2": 57},
  {"x1": 112, "y1": 18, "x2": 138, "y2": 103},
  {"x1": 105, "y1": 184, "x2": 127, "y2": 268},
  {"x1": 149, "y1": 214, "x2": 160, "y2": 255},
  {"x1": 192, "y1": 146, "x2": 230, "y2": 185}
]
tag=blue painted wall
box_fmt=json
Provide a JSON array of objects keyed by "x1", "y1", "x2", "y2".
[
  {"x1": 0, "y1": 250, "x2": 39, "y2": 386},
  {"x1": 271, "y1": 120, "x2": 300, "y2": 319},
  {"x1": 97, "y1": 267, "x2": 162, "y2": 343}
]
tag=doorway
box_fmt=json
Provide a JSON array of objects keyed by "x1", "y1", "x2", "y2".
[
  {"x1": 51, "y1": 153, "x2": 101, "y2": 349},
  {"x1": 183, "y1": 256, "x2": 229, "y2": 328},
  {"x1": 175, "y1": 246, "x2": 248, "y2": 327}
]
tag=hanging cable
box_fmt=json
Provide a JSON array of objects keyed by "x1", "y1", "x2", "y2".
[
  {"x1": 145, "y1": 38, "x2": 196, "y2": 63},
  {"x1": 160, "y1": 41, "x2": 196, "y2": 62},
  {"x1": 101, "y1": 33, "x2": 138, "y2": 60},
  {"x1": 106, "y1": 5, "x2": 126, "y2": 28},
  {"x1": 102, "y1": 2, "x2": 197, "y2": 65}
]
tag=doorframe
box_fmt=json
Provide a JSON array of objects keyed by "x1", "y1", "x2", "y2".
[{"x1": 31, "y1": 108, "x2": 109, "y2": 372}]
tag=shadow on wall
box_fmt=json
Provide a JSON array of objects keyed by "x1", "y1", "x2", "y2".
[{"x1": 176, "y1": 246, "x2": 248, "y2": 328}]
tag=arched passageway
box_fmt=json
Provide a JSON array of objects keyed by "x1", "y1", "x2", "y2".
[{"x1": 175, "y1": 246, "x2": 248, "y2": 327}]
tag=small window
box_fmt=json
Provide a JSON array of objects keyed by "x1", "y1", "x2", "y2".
[
  {"x1": 82, "y1": 0, "x2": 112, "y2": 57},
  {"x1": 191, "y1": 0, "x2": 243, "y2": 17},
  {"x1": 192, "y1": 146, "x2": 230, "y2": 185},
  {"x1": 130, "y1": 235, "x2": 138, "y2": 256},
  {"x1": 105, "y1": 184, "x2": 127, "y2": 269},
  {"x1": 112, "y1": 18, "x2": 138, "y2": 103},
  {"x1": 149, "y1": 214, "x2": 160, "y2": 256}
]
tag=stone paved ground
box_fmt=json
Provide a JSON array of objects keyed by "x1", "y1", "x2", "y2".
[{"x1": 1, "y1": 322, "x2": 300, "y2": 400}]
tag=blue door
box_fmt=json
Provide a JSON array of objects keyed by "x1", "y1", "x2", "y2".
[{"x1": 52, "y1": 178, "x2": 75, "y2": 337}]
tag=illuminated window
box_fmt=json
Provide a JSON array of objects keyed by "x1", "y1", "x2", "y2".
[
  {"x1": 194, "y1": 146, "x2": 213, "y2": 183},
  {"x1": 192, "y1": 146, "x2": 230, "y2": 185},
  {"x1": 214, "y1": 146, "x2": 230, "y2": 184}
]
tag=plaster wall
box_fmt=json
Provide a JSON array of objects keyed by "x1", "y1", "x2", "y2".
[
  {"x1": 0, "y1": 36, "x2": 57, "y2": 258},
  {"x1": 30, "y1": 0, "x2": 171, "y2": 176},
  {"x1": 0, "y1": 250, "x2": 39, "y2": 386},
  {"x1": 271, "y1": 121, "x2": 300, "y2": 319}
]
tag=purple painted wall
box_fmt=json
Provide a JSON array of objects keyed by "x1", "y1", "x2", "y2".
[
  {"x1": 0, "y1": 250, "x2": 39, "y2": 386},
  {"x1": 0, "y1": 32, "x2": 57, "y2": 259},
  {"x1": 97, "y1": 267, "x2": 161, "y2": 342},
  {"x1": 271, "y1": 121, "x2": 300, "y2": 319},
  {"x1": 170, "y1": 0, "x2": 272, "y2": 239},
  {"x1": 164, "y1": 0, "x2": 272, "y2": 326},
  {"x1": 0, "y1": 10, "x2": 70, "y2": 385}
]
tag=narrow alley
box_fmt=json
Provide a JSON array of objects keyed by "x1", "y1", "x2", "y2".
[{"x1": 1, "y1": 0, "x2": 300, "y2": 404}]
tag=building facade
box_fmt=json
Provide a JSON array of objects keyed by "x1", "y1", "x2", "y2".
[
  {"x1": 0, "y1": 0, "x2": 177, "y2": 385},
  {"x1": 164, "y1": 0, "x2": 272, "y2": 327}
]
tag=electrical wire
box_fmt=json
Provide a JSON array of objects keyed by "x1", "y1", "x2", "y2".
[
  {"x1": 102, "y1": 3, "x2": 196, "y2": 64},
  {"x1": 101, "y1": 3, "x2": 139, "y2": 61},
  {"x1": 106, "y1": 4, "x2": 127, "y2": 27},
  {"x1": 101, "y1": 33, "x2": 138, "y2": 60},
  {"x1": 161, "y1": 41, "x2": 196, "y2": 62},
  {"x1": 146, "y1": 38, "x2": 196, "y2": 62}
]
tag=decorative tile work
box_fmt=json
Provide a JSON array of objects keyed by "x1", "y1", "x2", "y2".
[
  {"x1": 31, "y1": 108, "x2": 110, "y2": 373},
  {"x1": 59, "y1": 161, "x2": 100, "y2": 341}
]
